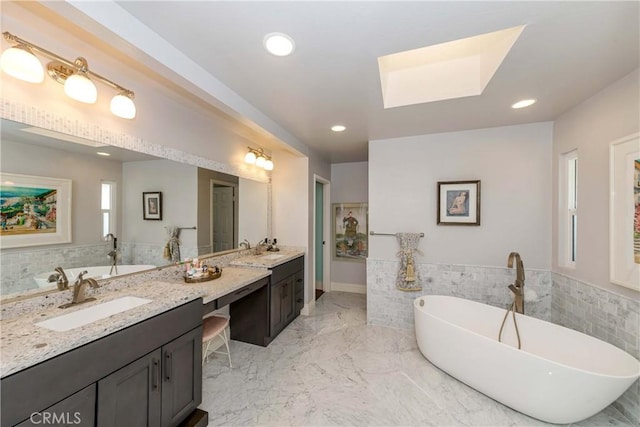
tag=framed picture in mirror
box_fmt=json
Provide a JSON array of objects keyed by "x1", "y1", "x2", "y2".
[
  {"x1": 143, "y1": 191, "x2": 162, "y2": 220},
  {"x1": 0, "y1": 173, "x2": 72, "y2": 248}
]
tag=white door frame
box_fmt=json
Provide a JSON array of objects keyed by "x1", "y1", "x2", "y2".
[{"x1": 313, "y1": 174, "x2": 331, "y2": 293}]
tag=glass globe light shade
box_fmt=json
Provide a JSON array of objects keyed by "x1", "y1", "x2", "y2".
[
  {"x1": 263, "y1": 159, "x2": 274, "y2": 171},
  {"x1": 110, "y1": 93, "x2": 136, "y2": 119},
  {"x1": 64, "y1": 72, "x2": 97, "y2": 104},
  {"x1": 255, "y1": 155, "x2": 266, "y2": 168},
  {"x1": 245, "y1": 151, "x2": 257, "y2": 164},
  {"x1": 0, "y1": 46, "x2": 44, "y2": 83}
]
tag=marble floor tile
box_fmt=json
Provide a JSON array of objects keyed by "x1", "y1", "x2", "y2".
[{"x1": 200, "y1": 291, "x2": 633, "y2": 427}]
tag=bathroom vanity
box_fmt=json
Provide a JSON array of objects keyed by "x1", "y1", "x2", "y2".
[
  {"x1": 1, "y1": 289, "x2": 205, "y2": 427},
  {"x1": 228, "y1": 253, "x2": 305, "y2": 346}
]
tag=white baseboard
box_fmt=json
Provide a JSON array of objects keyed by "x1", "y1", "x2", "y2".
[
  {"x1": 331, "y1": 282, "x2": 367, "y2": 294},
  {"x1": 301, "y1": 298, "x2": 315, "y2": 316}
]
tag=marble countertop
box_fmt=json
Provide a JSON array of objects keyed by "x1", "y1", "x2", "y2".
[
  {"x1": 181, "y1": 266, "x2": 271, "y2": 304},
  {"x1": 0, "y1": 281, "x2": 202, "y2": 378},
  {"x1": 230, "y1": 248, "x2": 305, "y2": 269},
  {"x1": 0, "y1": 265, "x2": 273, "y2": 378}
]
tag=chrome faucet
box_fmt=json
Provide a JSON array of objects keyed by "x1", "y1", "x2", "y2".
[
  {"x1": 60, "y1": 271, "x2": 99, "y2": 309},
  {"x1": 240, "y1": 239, "x2": 251, "y2": 250},
  {"x1": 105, "y1": 233, "x2": 118, "y2": 275},
  {"x1": 507, "y1": 252, "x2": 525, "y2": 314}
]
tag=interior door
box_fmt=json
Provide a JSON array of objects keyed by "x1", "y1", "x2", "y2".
[{"x1": 212, "y1": 185, "x2": 234, "y2": 252}]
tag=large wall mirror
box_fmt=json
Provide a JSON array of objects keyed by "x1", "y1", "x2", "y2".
[{"x1": 0, "y1": 118, "x2": 269, "y2": 297}]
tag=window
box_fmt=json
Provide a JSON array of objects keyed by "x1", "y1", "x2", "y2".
[
  {"x1": 560, "y1": 151, "x2": 578, "y2": 267},
  {"x1": 101, "y1": 181, "x2": 116, "y2": 237}
]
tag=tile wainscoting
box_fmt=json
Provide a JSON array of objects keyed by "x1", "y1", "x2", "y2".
[
  {"x1": 552, "y1": 273, "x2": 639, "y2": 425},
  {"x1": 366, "y1": 258, "x2": 552, "y2": 329}
]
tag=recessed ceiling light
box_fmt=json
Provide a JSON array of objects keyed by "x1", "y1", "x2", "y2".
[
  {"x1": 263, "y1": 32, "x2": 295, "y2": 56},
  {"x1": 331, "y1": 125, "x2": 346, "y2": 132},
  {"x1": 512, "y1": 99, "x2": 536, "y2": 109},
  {"x1": 96, "y1": 152, "x2": 111, "y2": 156}
]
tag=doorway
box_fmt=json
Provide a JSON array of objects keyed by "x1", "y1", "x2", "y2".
[
  {"x1": 314, "y1": 175, "x2": 330, "y2": 300},
  {"x1": 211, "y1": 180, "x2": 237, "y2": 252}
]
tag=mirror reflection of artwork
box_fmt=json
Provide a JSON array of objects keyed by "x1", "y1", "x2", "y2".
[
  {"x1": 143, "y1": 192, "x2": 162, "y2": 220},
  {"x1": 0, "y1": 185, "x2": 57, "y2": 235},
  {"x1": 634, "y1": 159, "x2": 639, "y2": 264},
  {"x1": 333, "y1": 202, "x2": 368, "y2": 261},
  {"x1": 0, "y1": 173, "x2": 71, "y2": 249}
]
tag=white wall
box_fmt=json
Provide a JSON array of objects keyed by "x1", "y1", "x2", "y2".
[
  {"x1": 123, "y1": 160, "x2": 197, "y2": 250},
  {"x1": 238, "y1": 177, "x2": 268, "y2": 245},
  {"x1": 552, "y1": 68, "x2": 640, "y2": 298},
  {"x1": 331, "y1": 162, "x2": 368, "y2": 286},
  {"x1": 369, "y1": 122, "x2": 553, "y2": 269},
  {"x1": 0, "y1": 139, "x2": 123, "y2": 247}
]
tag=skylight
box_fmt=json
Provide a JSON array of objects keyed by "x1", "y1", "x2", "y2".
[{"x1": 378, "y1": 25, "x2": 526, "y2": 109}]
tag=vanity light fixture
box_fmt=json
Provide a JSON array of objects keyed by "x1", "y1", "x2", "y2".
[
  {"x1": 511, "y1": 99, "x2": 536, "y2": 109},
  {"x1": 244, "y1": 147, "x2": 274, "y2": 171},
  {"x1": 1, "y1": 32, "x2": 137, "y2": 119}
]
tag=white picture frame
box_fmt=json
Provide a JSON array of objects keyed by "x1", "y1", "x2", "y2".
[
  {"x1": 0, "y1": 173, "x2": 72, "y2": 249},
  {"x1": 609, "y1": 132, "x2": 640, "y2": 290}
]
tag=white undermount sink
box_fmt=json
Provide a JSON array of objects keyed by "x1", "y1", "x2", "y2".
[
  {"x1": 36, "y1": 296, "x2": 152, "y2": 332},
  {"x1": 262, "y1": 254, "x2": 285, "y2": 260}
]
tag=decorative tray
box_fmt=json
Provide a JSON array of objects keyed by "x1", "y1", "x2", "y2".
[{"x1": 184, "y1": 266, "x2": 222, "y2": 283}]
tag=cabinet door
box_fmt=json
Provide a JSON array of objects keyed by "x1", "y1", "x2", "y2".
[
  {"x1": 294, "y1": 269, "x2": 304, "y2": 315},
  {"x1": 17, "y1": 384, "x2": 96, "y2": 427},
  {"x1": 281, "y1": 275, "x2": 295, "y2": 324},
  {"x1": 161, "y1": 326, "x2": 202, "y2": 427},
  {"x1": 270, "y1": 281, "x2": 283, "y2": 336},
  {"x1": 97, "y1": 349, "x2": 162, "y2": 427}
]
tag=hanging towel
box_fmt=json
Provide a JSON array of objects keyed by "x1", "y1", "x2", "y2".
[
  {"x1": 395, "y1": 232, "x2": 423, "y2": 291},
  {"x1": 164, "y1": 226, "x2": 181, "y2": 263}
]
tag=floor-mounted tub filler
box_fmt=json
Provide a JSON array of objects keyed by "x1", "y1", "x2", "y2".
[{"x1": 414, "y1": 295, "x2": 640, "y2": 424}]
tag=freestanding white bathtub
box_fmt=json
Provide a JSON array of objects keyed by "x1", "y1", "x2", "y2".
[
  {"x1": 414, "y1": 295, "x2": 640, "y2": 424},
  {"x1": 34, "y1": 265, "x2": 156, "y2": 288}
]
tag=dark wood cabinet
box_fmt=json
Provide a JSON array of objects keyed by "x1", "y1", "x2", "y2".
[
  {"x1": 97, "y1": 349, "x2": 162, "y2": 427},
  {"x1": 16, "y1": 385, "x2": 96, "y2": 427},
  {"x1": 2, "y1": 299, "x2": 205, "y2": 427},
  {"x1": 97, "y1": 327, "x2": 202, "y2": 427},
  {"x1": 228, "y1": 256, "x2": 304, "y2": 347},
  {"x1": 161, "y1": 328, "x2": 202, "y2": 427},
  {"x1": 268, "y1": 256, "x2": 304, "y2": 343}
]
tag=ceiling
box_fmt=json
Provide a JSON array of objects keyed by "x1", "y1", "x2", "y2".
[{"x1": 48, "y1": 2, "x2": 640, "y2": 163}]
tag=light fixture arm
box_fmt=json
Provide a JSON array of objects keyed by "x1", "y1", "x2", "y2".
[{"x1": 3, "y1": 31, "x2": 134, "y2": 98}]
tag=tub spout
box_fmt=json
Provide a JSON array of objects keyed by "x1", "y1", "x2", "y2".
[{"x1": 507, "y1": 252, "x2": 525, "y2": 315}]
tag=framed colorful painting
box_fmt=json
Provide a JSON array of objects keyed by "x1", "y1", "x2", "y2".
[
  {"x1": 0, "y1": 173, "x2": 72, "y2": 248},
  {"x1": 437, "y1": 180, "x2": 481, "y2": 225},
  {"x1": 610, "y1": 133, "x2": 640, "y2": 290},
  {"x1": 333, "y1": 202, "x2": 368, "y2": 261}
]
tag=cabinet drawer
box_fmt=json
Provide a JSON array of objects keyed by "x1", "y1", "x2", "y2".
[
  {"x1": 217, "y1": 278, "x2": 268, "y2": 308},
  {"x1": 270, "y1": 256, "x2": 304, "y2": 283}
]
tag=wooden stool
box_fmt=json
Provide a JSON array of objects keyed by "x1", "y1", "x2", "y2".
[{"x1": 202, "y1": 315, "x2": 232, "y2": 367}]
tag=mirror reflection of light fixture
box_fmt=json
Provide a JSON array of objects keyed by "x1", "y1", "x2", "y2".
[
  {"x1": 244, "y1": 147, "x2": 274, "y2": 171},
  {"x1": 1, "y1": 32, "x2": 136, "y2": 119}
]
